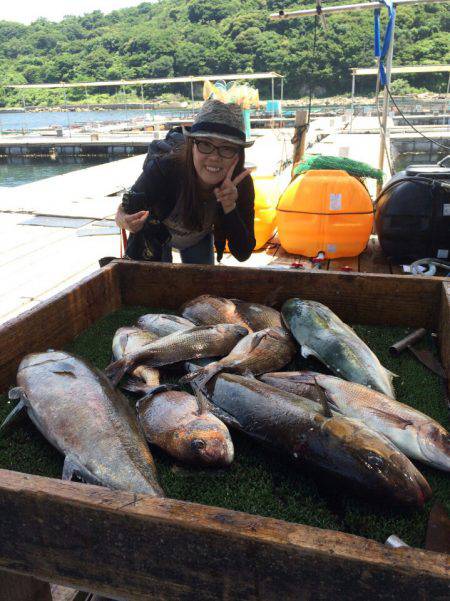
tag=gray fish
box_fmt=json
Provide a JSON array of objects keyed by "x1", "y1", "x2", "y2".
[
  {"x1": 181, "y1": 294, "x2": 250, "y2": 329},
  {"x1": 207, "y1": 373, "x2": 431, "y2": 507},
  {"x1": 112, "y1": 326, "x2": 161, "y2": 392},
  {"x1": 2, "y1": 351, "x2": 164, "y2": 497},
  {"x1": 261, "y1": 371, "x2": 450, "y2": 472},
  {"x1": 181, "y1": 327, "x2": 295, "y2": 388},
  {"x1": 137, "y1": 384, "x2": 234, "y2": 466},
  {"x1": 231, "y1": 299, "x2": 283, "y2": 331},
  {"x1": 281, "y1": 299, "x2": 396, "y2": 398},
  {"x1": 105, "y1": 324, "x2": 249, "y2": 386},
  {"x1": 137, "y1": 313, "x2": 194, "y2": 337}
]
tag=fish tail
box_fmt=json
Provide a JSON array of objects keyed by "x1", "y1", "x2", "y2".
[
  {"x1": 104, "y1": 358, "x2": 132, "y2": 386},
  {"x1": 180, "y1": 364, "x2": 222, "y2": 388},
  {"x1": 0, "y1": 395, "x2": 26, "y2": 434}
]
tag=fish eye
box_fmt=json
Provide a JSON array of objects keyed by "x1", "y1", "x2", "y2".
[
  {"x1": 366, "y1": 452, "x2": 384, "y2": 469},
  {"x1": 191, "y1": 439, "x2": 206, "y2": 451}
]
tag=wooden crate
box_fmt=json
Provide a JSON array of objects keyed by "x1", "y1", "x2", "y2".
[{"x1": 0, "y1": 261, "x2": 448, "y2": 600}]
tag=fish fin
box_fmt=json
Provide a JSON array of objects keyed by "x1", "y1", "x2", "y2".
[
  {"x1": 208, "y1": 404, "x2": 243, "y2": 430},
  {"x1": 369, "y1": 407, "x2": 413, "y2": 430},
  {"x1": 50, "y1": 361, "x2": 77, "y2": 377},
  {"x1": 62, "y1": 455, "x2": 102, "y2": 485},
  {"x1": 180, "y1": 363, "x2": 222, "y2": 389},
  {"x1": 104, "y1": 358, "x2": 132, "y2": 387},
  {"x1": 136, "y1": 384, "x2": 180, "y2": 413},
  {"x1": 0, "y1": 392, "x2": 27, "y2": 434},
  {"x1": 193, "y1": 387, "x2": 209, "y2": 415},
  {"x1": 248, "y1": 331, "x2": 268, "y2": 352},
  {"x1": 387, "y1": 369, "x2": 399, "y2": 379},
  {"x1": 300, "y1": 345, "x2": 315, "y2": 359},
  {"x1": 313, "y1": 377, "x2": 333, "y2": 418},
  {"x1": 121, "y1": 376, "x2": 152, "y2": 394}
]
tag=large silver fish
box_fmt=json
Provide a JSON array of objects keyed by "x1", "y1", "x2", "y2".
[
  {"x1": 2, "y1": 351, "x2": 164, "y2": 496},
  {"x1": 137, "y1": 384, "x2": 234, "y2": 467},
  {"x1": 181, "y1": 295, "x2": 250, "y2": 329},
  {"x1": 136, "y1": 313, "x2": 194, "y2": 337},
  {"x1": 281, "y1": 299, "x2": 396, "y2": 398},
  {"x1": 260, "y1": 371, "x2": 450, "y2": 472},
  {"x1": 181, "y1": 327, "x2": 295, "y2": 388},
  {"x1": 206, "y1": 373, "x2": 431, "y2": 507},
  {"x1": 105, "y1": 324, "x2": 249, "y2": 386},
  {"x1": 112, "y1": 326, "x2": 161, "y2": 391}
]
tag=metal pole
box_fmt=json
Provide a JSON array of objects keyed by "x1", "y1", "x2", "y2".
[
  {"x1": 271, "y1": 77, "x2": 275, "y2": 121},
  {"x1": 378, "y1": 8, "x2": 396, "y2": 176},
  {"x1": 280, "y1": 77, "x2": 284, "y2": 126},
  {"x1": 350, "y1": 71, "x2": 356, "y2": 132},
  {"x1": 270, "y1": 0, "x2": 446, "y2": 19},
  {"x1": 444, "y1": 72, "x2": 450, "y2": 125},
  {"x1": 63, "y1": 87, "x2": 72, "y2": 138},
  {"x1": 190, "y1": 80, "x2": 195, "y2": 117}
]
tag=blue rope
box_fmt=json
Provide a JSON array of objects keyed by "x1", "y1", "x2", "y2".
[{"x1": 374, "y1": 0, "x2": 396, "y2": 86}]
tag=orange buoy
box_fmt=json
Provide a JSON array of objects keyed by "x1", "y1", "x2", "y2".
[{"x1": 276, "y1": 170, "x2": 374, "y2": 258}]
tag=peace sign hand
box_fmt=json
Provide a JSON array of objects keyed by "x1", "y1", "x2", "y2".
[{"x1": 214, "y1": 161, "x2": 255, "y2": 215}]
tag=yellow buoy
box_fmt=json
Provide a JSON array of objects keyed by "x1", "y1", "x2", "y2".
[{"x1": 276, "y1": 170, "x2": 374, "y2": 258}]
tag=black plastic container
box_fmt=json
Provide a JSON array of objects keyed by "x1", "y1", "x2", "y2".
[{"x1": 375, "y1": 163, "x2": 450, "y2": 262}]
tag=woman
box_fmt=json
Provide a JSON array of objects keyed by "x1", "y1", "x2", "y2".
[{"x1": 116, "y1": 99, "x2": 256, "y2": 264}]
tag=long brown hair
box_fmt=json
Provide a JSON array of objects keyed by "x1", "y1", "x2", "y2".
[{"x1": 174, "y1": 138, "x2": 245, "y2": 231}]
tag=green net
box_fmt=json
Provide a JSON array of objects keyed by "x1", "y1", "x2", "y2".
[{"x1": 293, "y1": 154, "x2": 384, "y2": 183}]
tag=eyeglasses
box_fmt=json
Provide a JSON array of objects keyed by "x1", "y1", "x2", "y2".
[{"x1": 193, "y1": 139, "x2": 240, "y2": 159}]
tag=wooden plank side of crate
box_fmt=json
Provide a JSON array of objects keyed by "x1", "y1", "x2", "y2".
[
  {"x1": 0, "y1": 471, "x2": 448, "y2": 601},
  {"x1": 0, "y1": 263, "x2": 121, "y2": 394},
  {"x1": 438, "y1": 281, "x2": 450, "y2": 395},
  {"x1": 0, "y1": 570, "x2": 53, "y2": 601},
  {"x1": 117, "y1": 261, "x2": 445, "y2": 329}
]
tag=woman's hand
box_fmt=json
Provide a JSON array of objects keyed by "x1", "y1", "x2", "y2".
[
  {"x1": 214, "y1": 162, "x2": 254, "y2": 215},
  {"x1": 115, "y1": 204, "x2": 149, "y2": 233}
]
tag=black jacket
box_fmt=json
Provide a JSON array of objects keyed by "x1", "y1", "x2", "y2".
[{"x1": 125, "y1": 155, "x2": 255, "y2": 262}]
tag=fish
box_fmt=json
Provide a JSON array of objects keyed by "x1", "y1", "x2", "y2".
[
  {"x1": 112, "y1": 326, "x2": 161, "y2": 392},
  {"x1": 105, "y1": 324, "x2": 249, "y2": 386},
  {"x1": 181, "y1": 327, "x2": 295, "y2": 388},
  {"x1": 137, "y1": 384, "x2": 234, "y2": 466},
  {"x1": 231, "y1": 299, "x2": 283, "y2": 330},
  {"x1": 281, "y1": 298, "x2": 396, "y2": 398},
  {"x1": 136, "y1": 313, "x2": 194, "y2": 337},
  {"x1": 260, "y1": 371, "x2": 450, "y2": 472},
  {"x1": 1, "y1": 351, "x2": 164, "y2": 497},
  {"x1": 181, "y1": 294, "x2": 250, "y2": 329},
  {"x1": 206, "y1": 373, "x2": 431, "y2": 507}
]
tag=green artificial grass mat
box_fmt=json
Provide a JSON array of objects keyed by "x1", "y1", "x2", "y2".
[{"x1": 0, "y1": 306, "x2": 448, "y2": 548}]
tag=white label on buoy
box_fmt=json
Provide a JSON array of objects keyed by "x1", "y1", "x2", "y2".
[
  {"x1": 327, "y1": 244, "x2": 337, "y2": 253},
  {"x1": 330, "y1": 194, "x2": 342, "y2": 211},
  {"x1": 437, "y1": 249, "x2": 449, "y2": 259},
  {"x1": 443, "y1": 204, "x2": 450, "y2": 216}
]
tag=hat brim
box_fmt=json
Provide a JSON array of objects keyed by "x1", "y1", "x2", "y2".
[{"x1": 182, "y1": 126, "x2": 254, "y2": 148}]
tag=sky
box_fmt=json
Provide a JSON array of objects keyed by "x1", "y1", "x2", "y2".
[{"x1": 0, "y1": 1, "x2": 152, "y2": 25}]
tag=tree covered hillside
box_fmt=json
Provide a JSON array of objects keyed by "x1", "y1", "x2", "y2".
[{"x1": 0, "y1": 0, "x2": 448, "y2": 105}]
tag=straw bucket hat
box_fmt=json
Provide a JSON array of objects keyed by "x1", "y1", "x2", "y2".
[{"x1": 184, "y1": 99, "x2": 254, "y2": 148}]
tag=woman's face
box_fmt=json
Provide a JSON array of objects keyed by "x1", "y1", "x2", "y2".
[{"x1": 192, "y1": 137, "x2": 241, "y2": 188}]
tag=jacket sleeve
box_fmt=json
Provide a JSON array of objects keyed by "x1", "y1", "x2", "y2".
[
  {"x1": 129, "y1": 157, "x2": 172, "y2": 219},
  {"x1": 219, "y1": 175, "x2": 256, "y2": 262}
]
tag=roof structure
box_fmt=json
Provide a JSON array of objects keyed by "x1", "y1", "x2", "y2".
[
  {"x1": 351, "y1": 65, "x2": 450, "y2": 76},
  {"x1": 6, "y1": 72, "x2": 283, "y2": 90}
]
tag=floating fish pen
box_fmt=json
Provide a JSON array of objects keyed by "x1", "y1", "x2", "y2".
[{"x1": 0, "y1": 262, "x2": 448, "y2": 599}]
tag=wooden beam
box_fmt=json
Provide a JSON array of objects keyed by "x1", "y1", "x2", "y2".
[
  {"x1": 0, "y1": 470, "x2": 448, "y2": 601},
  {"x1": 0, "y1": 263, "x2": 121, "y2": 394},
  {"x1": 0, "y1": 570, "x2": 52, "y2": 601},
  {"x1": 117, "y1": 261, "x2": 445, "y2": 330}
]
